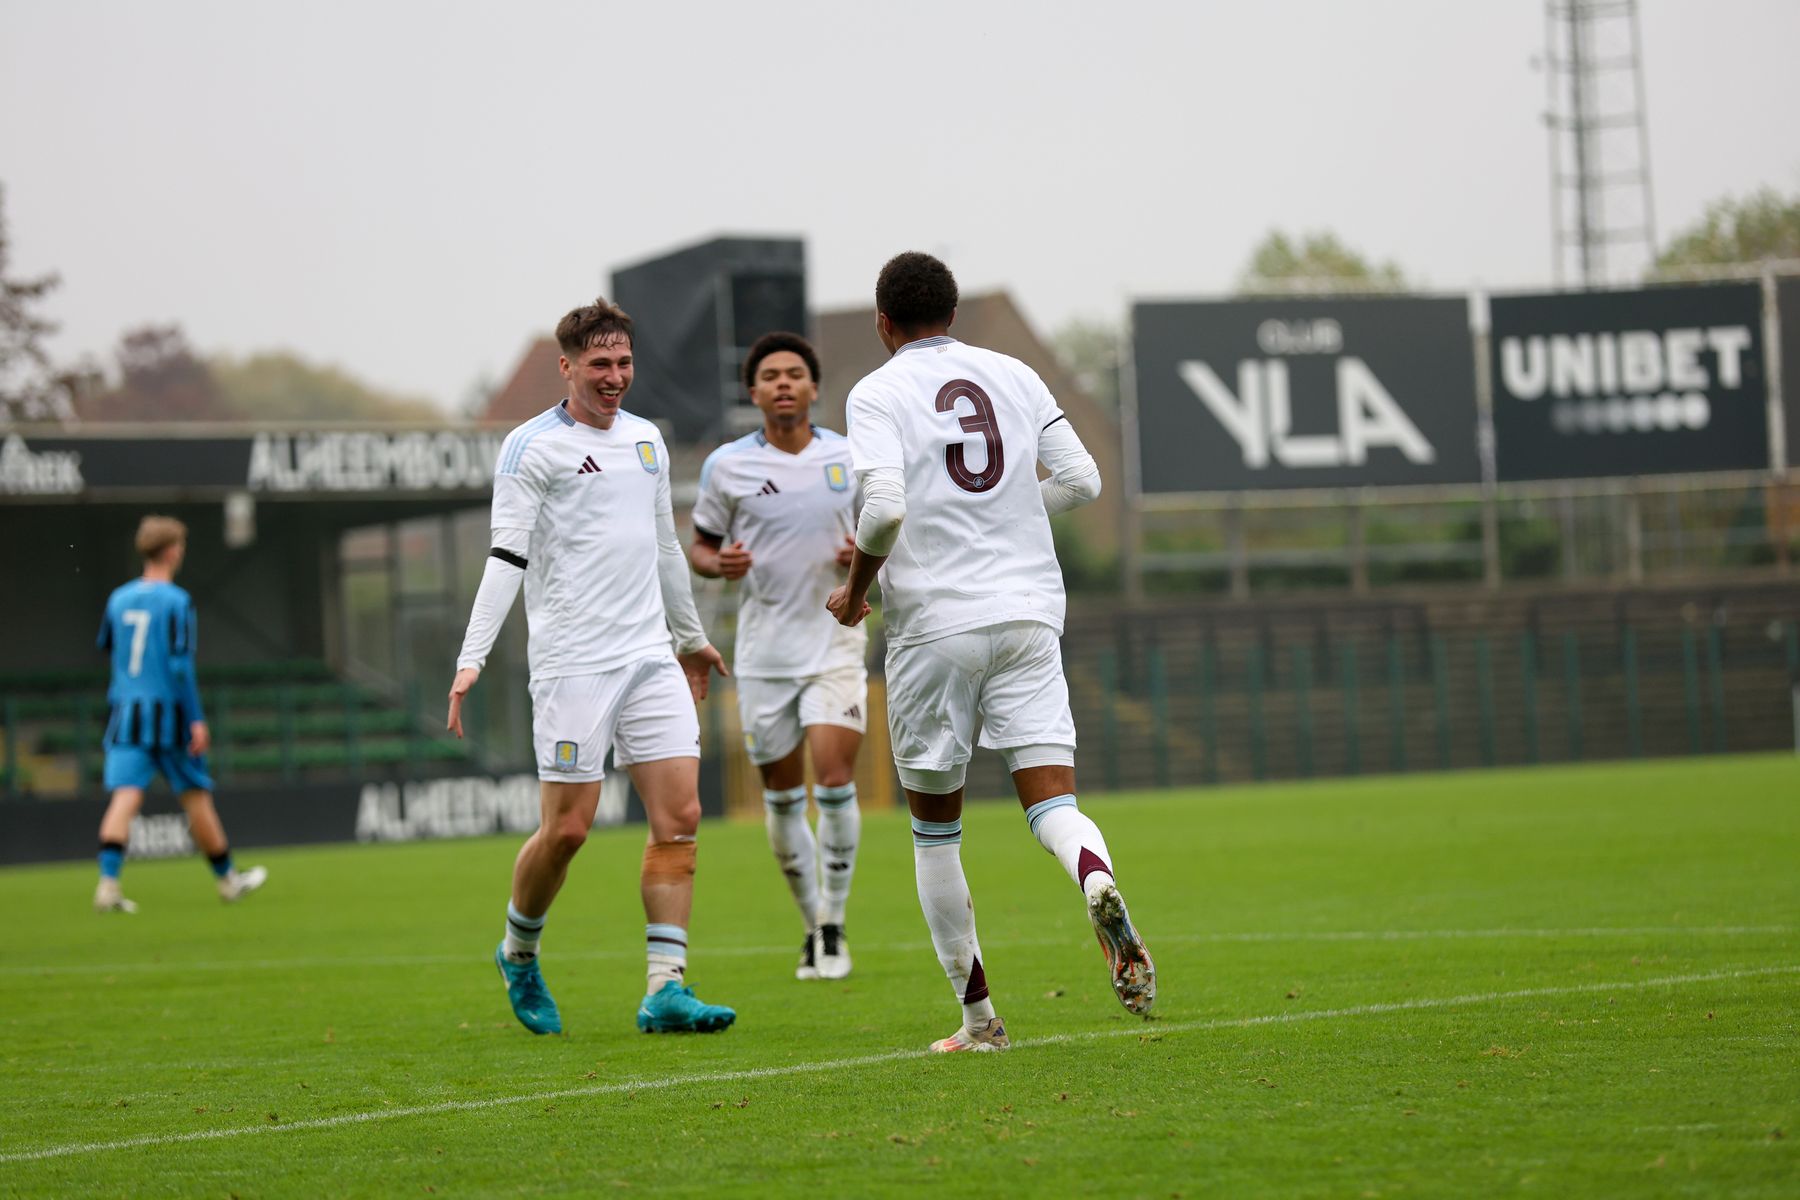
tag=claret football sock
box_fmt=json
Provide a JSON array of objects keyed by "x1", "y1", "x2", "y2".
[
  {"x1": 1024, "y1": 795, "x2": 1116, "y2": 900},
  {"x1": 764, "y1": 786, "x2": 820, "y2": 928},
  {"x1": 912, "y1": 816, "x2": 997, "y2": 1027},
  {"x1": 503, "y1": 902, "x2": 545, "y2": 964},
  {"x1": 813, "y1": 782, "x2": 861, "y2": 926}
]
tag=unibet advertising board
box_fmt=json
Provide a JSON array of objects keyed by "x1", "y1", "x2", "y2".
[{"x1": 1489, "y1": 283, "x2": 1768, "y2": 481}]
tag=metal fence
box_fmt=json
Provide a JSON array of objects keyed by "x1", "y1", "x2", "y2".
[{"x1": 963, "y1": 609, "x2": 1800, "y2": 801}]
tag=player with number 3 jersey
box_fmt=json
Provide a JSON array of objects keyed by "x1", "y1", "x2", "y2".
[{"x1": 828, "y1": 252, "x2": 1155, "y2": 1053}]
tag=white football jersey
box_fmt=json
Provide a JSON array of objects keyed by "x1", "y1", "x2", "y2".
[
  {"x1": 845, "y1": 336, "x2": 1069, "y2": 647},
  {"x1": 691, "y1": 426, "x2": 867, "y2": 679},
  {"x1": 491, "y1": 402, "x2": 679, "y2": 680}
]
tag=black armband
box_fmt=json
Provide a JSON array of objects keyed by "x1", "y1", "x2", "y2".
[{"x1": 489, "y1": 547, "x2": 528, "y2": 570}]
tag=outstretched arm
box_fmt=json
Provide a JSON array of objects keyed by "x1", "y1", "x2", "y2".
[
  {"x1": 827, "y1": 465, "x2": 904, "y2": 627},
  {"x1": 1037, "y1": 416, "x2": 1102, "y2": 516},
  {"x1": 456, "y1": 529, "x2": 528, "y2": 672},
  {"x1": 656, "y1": 479, "x2": 709, "y2": 656},
  {"x1": 452, "y1": 438, "x2": 552, "y2": 737},
  {"x1": 657, "y1": 469, "x2": 729, "y2": 699},
  {"x1": 448, "y1": 528, "x2": 528, "y2": 736}
]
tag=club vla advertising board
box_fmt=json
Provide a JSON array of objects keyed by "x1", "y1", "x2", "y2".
[{"x1": 1131, "y1": 297, "x2": 1481, "y2": 492}]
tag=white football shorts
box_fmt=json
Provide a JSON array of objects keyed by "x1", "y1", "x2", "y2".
[
  {"x1": 883, "y1": 619, "x2": 1076, "y2": 772},
  {"x1": 528, "y1": 655, "x2": 700, "y2": 783},
  {"x1": 736, "y1": 664, "x2": 868, "y2": 765}
]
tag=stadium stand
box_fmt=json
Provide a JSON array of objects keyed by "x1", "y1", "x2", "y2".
[{"x1": 0, "y1": 659, "x2": 475, "y2": 797}]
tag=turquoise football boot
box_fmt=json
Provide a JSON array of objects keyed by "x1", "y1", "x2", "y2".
[
  {"x1": 495, "y1": 944, "x2": 562, "y2": 1035},
  {"x1": 635, "y1": 980, "x2": 736, "y2": 1033}
]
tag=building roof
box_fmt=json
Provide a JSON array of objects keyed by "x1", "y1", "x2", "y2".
[{"x1": 483, "y1": 337, "x2": 563, "y2": 425}]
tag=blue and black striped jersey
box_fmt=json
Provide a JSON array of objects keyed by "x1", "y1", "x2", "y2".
[{"x1": 97, "y1": 579, "x2": 206, "y2": 749}]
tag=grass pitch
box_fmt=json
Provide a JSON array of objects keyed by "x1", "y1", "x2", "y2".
[{"x1": 2, "y1": 755, "x2": 1796, "y2": 1197}]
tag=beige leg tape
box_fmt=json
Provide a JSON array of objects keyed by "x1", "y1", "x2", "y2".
[{"x1": 642, "y1": 837, "x2": 697, "y2": 884}]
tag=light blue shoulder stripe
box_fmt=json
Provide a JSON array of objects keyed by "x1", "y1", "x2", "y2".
[
  {"x1": 697, "y1": 432, "x2": 764, "y2": 490},
  {"x1": 499, "y1": 409, "x2": 563, "y2": 476},
  {"x1": 499, "y1": 410, "x2": 557, "y2": 474}
]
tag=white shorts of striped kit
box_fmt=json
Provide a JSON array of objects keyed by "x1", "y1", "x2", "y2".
[
  {"x1": 884, "y1": 620, "x2": 1075, "y2": 773},
  {"x1": 528, "y1": 655, "x2": 699, "y2": 783},
  {"x1": 736, "y1": 665, "x2": 868, "y2": 765}
]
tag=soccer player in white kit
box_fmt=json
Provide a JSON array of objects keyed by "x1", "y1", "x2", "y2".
[
  {"x1": 689, "y1": 332, "x2": 867, "y2": 982},
  {"x1": 827, "y1": 253, "x2": 1156, "y2": 1053},
  {"x1": 447, "y1": 298, "x2": 736, "y2": 1037}
]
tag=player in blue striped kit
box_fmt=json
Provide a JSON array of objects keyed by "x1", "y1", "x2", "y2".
[{"x1": 92, "y1": 516, "x2": 266, "y2": 913}]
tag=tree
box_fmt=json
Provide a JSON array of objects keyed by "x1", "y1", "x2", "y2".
[
  {"x1": 209, "y1": 351, "x2": 442, "y2": 422},
  {"x1": 1656, "y1": 188, "x2": 1800, "y2": 271},
  {"x1": 1238, "y1": 230, "x2": 1408, "y2": 294},
  {"x1": 0, "y1": 183, "x2": 89, "y2": 422},
  {"x1": 1048, "y1": 317, "x2": 1120, "y2": 415},
  {"x1": 80, "y1": 324, "x2": 233, "y2": 422}
]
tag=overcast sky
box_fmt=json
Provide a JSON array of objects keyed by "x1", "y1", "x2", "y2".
[{"x1": 3, "y1": 0, "x2": 1797, "y2": 411}]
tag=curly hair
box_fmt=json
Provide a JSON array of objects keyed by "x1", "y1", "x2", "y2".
[
  {"x1": 742, "y1": 331, "x2": 820, "y2": 389},
  {"x1": 555, "y1": 297, "x2": 635, "y2": 356},
  {"x1": 875, "y1": 251, "x2": 958, "y2": 332}
]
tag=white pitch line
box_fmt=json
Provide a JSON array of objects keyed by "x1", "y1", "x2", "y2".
[
  {"x1": 1, "y1": 962, "x2": 1793, "y2": 1166},
  {"x1": 2, "y1": 925, "x2": 1788, "y2": 979}
]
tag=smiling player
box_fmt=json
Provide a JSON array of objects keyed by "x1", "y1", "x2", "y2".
[{"x1": 448, "y1": 297, "x2": 736, "y2": 1037}]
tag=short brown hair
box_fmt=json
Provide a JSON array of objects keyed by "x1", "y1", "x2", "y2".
[
  {"x1": 135, "y1": 515, "x2": 187, "y2": 562},
  {"x1": 556, "y1": 297, "x2": 635, "y2": 357}
]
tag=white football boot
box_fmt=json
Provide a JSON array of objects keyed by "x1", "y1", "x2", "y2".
[
  {"x1": 93, "y1": 878, "x2": 137, "y2": 914},
  {"x1": 815, "y1": 923, "x2": 852, "y2": 980},
  {"x1": 794, "y1": 930, "x2": 819, "y2": 981},
  {"x1": 1087, "y1": 880, "x2": 1155, "y2": 1016},
  {"x1": 929, "y1": 1016, "x2": 1010, "y2": 1053},
  {"x1": 219, "y1": 865, "x2": 268, "y2": 903}
]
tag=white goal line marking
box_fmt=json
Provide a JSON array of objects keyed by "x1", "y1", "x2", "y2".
[
  {"x1": 3, "y1": 925, "x2": 1788, "y2": 979},
  {"x1": 2, "y1": 962, "x2": 1793, "y2": 1166}
]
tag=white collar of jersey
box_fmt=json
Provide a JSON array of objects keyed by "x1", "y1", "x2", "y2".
[
  {"x1": 754, "y1": 425, "x2": 823, "y2": 451},
  {"x1": 897, "y1": 334, "x2": 958, "y2": 354}
]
